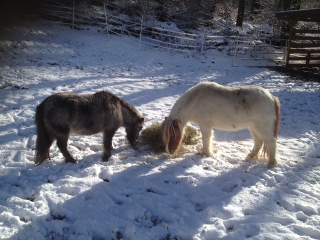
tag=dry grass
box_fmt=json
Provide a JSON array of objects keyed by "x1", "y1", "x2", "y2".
[
  {"x1": 140, "y1": 122, "x2": 199, "y2": 155},
  {"x1": 140, "y1": 123, "x2": 164, "y2": 153},
  {"x1": 182, "y1": 125, "x2": 198, "y2": 145}
]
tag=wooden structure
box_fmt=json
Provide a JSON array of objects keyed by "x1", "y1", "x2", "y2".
[{"x1": 276, "y1": 9, "x2": 320, "y2": 67}]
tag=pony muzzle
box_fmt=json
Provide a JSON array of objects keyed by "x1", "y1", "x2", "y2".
[
  {"x1": 128, "y1": 139, "x2": 138, "y2": 146},
  {"x1": 133, "y1": 138, "x2": 139, "y2": 145},
  {"x1": 165, "y1": 144, "x2": 175, "y2": 154}
]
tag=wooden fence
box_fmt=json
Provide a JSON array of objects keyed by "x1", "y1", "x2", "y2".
[
  {"x1": 276, "y1": 8, "x2": 320, "y2": 67},
  {"x1": 286, "y1": 28, "x2": 320, "y2": 67}
]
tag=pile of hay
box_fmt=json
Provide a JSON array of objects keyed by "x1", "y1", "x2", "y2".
[
  {"x1": 140, "y1": 122, "x2": 199, "y2": 154},
  {"x1": 182, "y1": 125, "x2": 199, "y2": 145}
]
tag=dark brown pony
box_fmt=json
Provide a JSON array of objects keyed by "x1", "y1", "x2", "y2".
[{"x1": 35, "y1": 91, "x2": 144, "y2": 165}]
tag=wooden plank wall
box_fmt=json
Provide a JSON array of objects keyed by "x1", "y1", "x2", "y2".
[{"x1": 286, "y1": 28, "x2": 320, "y2": 67}]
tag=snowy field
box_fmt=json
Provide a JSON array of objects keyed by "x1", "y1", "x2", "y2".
[{"x1": 0, "y1": 19, "x2": 320, "y2": 240}]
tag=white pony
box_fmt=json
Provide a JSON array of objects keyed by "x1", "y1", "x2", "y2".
[{"x1": 161, "y1": 82, "x2": 280, "y2": 168}]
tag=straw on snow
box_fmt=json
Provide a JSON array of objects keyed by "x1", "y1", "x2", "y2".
[{"x1": 140, "y1": 122, "x2": 199, "y2": 156}]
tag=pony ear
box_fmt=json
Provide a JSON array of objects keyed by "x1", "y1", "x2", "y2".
[{"x1": 173, "y1": 119, "x2": 180, "y2": 128}]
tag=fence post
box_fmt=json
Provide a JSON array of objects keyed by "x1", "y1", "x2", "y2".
[
  {"x1": 283, "y1": 40, "x2": 288, "y2": 66},
  {"x1": 232, "y1": 37, "x2": 238, "y2": 67},
  {"x1": 139, "y1": 16, "x2": 143, "y2": 51},
  {"x1": 103, "y1": 4, "x2": 109, "y2": 38},
  {"x1": 201, "y1": 32, "x2": 205, "y2": 54}
]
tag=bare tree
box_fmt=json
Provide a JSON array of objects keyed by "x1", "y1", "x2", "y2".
[
  {"x1": 236, "y1": 0, "x2": 245, "y2": 27},
  {"x1": 251, "y1": 0, "x2": 260, "y2": 18}
]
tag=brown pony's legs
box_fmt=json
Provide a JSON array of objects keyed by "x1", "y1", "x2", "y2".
[
  {"x1": 102, "y1": 128, "x2": 117, "y2": 161},
  {"x1": 56, "y1": 135, "x2": 77, "y2": 163},
  {"x1": 35, "y1": 134, "x2": 55, "y2": 165}
]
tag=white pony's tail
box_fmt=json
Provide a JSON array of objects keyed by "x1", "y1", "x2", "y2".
[{"x1": 263, "y1": 96, "x2": 281, "y2": 158}]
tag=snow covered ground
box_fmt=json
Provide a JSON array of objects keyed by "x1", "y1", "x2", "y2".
[{"x1": 0, "y1": 19, "x2": 320, "y2": 240}]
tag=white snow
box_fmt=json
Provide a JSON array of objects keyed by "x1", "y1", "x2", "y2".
[{"x1": 0, "y1": 19, "x2": 320, "y2": 240}]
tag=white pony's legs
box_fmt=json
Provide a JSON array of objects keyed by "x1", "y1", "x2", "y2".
[
  {"x1": 264, "y1": 138, "x2": 277, "y2": 169},
  {"x1": 199, "y1": 125, "x2": 213, "y2": 157},
  {"x1": 249, "y1": 124, "x2": 277, "y2": 168},
  {"x1": 248, "y1": 129, "x2": 263, "y2": 159}
]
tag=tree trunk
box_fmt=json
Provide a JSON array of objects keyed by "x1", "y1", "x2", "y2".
[
  {"x1": 251, "y1": 0, "x2": 259, "y2": 16},
  {"x1": 279, "y1": 0, "x2": 301, "y2": 39},
  {"x1": 236, "y1": 0, "x2": 245, "y2": 27}
]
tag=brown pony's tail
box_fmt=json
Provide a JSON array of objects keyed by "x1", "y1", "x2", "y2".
[
  {"x1": 263, "y1": 96, "x2": 281, "y2": 158},
  {"x1": 35, "y1": 102, "x2": 52, "y2": 165}
]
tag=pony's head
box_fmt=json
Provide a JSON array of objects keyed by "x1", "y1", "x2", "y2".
[
  {"x1": 161, "y1": 117, "x2": 183, "y2": 154},
  {"x1": 125, "y1": 116, "x2": 145, "y2": 146}
]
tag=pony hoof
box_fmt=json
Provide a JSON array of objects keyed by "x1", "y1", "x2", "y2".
[
  {"x1": 202, "y1": 152, "x2": 213, "y2": 157},
  {"x1": 267, "y1": 161, "x2": 277, "y2": 169},
  {"x1": 102, "y1": 157, "x2": 110, "y2": 162},
  {"x1": 65, "y1": 158, "x2": 78, "y2": 164},
  {"x1": 102, "y1": 153, "x2": 111, "y2": 162},
  {"x1": 34, "y1": 160, "x2": 44, "y2": 166},
  {"x1": 248, "y1": 153, "x2": 258, "y2": 159}
]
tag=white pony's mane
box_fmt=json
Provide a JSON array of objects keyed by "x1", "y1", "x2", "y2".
[
  {"x1": 162, "y1": 118, "x2": 175, "y2": 144},
  {"x1": 164, "y1": 85, "x2": 200, "y2": 144}
]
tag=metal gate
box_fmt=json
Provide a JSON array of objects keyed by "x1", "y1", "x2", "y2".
[{"x1": 232, "y1": 37, "x2": 287, "y2": 67}]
